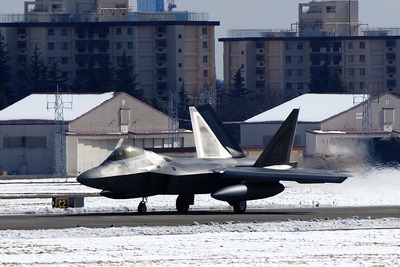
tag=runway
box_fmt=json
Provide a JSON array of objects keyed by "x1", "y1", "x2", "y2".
[{"x1": 1, "y1": 206, "x2": 400, "y2": 230}]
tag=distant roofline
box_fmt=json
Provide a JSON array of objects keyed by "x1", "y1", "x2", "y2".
[
  {"x1": 219, "y1": 34, "x2": 400, "y2": 42},
  {"x1": 0, "y1": 20, "x2": 219, "y2": 27}
]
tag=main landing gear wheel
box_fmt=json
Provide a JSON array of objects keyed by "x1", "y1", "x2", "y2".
[
  {"x1": 176, "y1": 194, "x2": 194, "y2": 213},
  {"x1": 231, "y1": 201, "x2": 247, "y2": 214},
  {"x1": 138, "y1": 198, "x2": 147, "y2": 214}
]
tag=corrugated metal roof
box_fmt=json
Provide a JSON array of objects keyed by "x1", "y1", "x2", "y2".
[
  {"x1": 245, "y1": 94, "x2": 366, "y2": 123},
  {"x1": 0, "y1": 92, "x2": 115, "y2": 122}
]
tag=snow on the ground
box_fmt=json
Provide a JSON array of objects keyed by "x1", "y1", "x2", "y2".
[
  {"x1": 0, "y1": 167, "x2": 400, "y2": 266},
  {"x1": 1, "y1": 218, "x2": 400, "y2": 266}
]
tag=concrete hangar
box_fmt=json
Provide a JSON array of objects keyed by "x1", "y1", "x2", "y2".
[
  {"x1": 241, "y1": 93, "x2": 400, "y2": 157},
  {"x1": 0, "y1": 92, "x2": 194, "y2": 175}
]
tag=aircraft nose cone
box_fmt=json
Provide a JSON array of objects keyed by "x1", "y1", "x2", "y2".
[{"x1": 77, "y1": 167, "x2": 102, "y2": 187}]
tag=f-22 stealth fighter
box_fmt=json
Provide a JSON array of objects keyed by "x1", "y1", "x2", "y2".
[{"x1": 77, "y1": 105, "x2": 350, "y2": 214}]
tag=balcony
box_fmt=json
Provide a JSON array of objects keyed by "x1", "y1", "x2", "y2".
[
  {"x1": 256, "y1": 48, "x2": 265, "y2": 55},
  {"x1": 256, "y1": 61, "x2": 265, "y2": 68},
  {"x1": 256, "y1": 75, "x2": 266, "y2": 81}
]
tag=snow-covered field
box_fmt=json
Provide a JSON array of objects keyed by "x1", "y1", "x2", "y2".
[{"x1": 1, "y1": 167, "x2": 400, "y2": 266}]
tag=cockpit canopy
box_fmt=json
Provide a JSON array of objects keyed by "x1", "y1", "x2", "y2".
[{"x1": 103, "y1": 146, "x2": 145, "y2": 163}]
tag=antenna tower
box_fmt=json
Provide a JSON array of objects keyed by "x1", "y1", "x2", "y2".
[
  {"x1": 167, "y1": 0, "x2": 177, "y2": 11},
  {"x1": 362, "y1": 85, "x2": 372, "y2": 135},
  {"x1": 47, "y1": 86, "x2": 72, "y2": 176},
  {"x1": 168, "y1": 86, "x2": 180, "y2": 148}
]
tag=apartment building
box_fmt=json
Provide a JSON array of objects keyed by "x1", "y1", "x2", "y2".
[
  {"x1": 220, "y1": 0, "x2": 400, "y2": 97},
  {"x1": 0, "y1": 0, "x2": 218, "y2": 104}
]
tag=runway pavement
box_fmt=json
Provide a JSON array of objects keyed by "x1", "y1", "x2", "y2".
[{"x1": 0, "y1": 206, "x2": 400, "y2": 230}]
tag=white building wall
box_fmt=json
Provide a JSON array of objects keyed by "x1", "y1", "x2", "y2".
[{"x1": 305, "y1": 132, "x2": 384, "y2": 156}]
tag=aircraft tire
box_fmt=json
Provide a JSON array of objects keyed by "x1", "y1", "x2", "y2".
[
  {"x1": 138, "y1": 201, "x2": 147, "y2": 214},
  {"x1": 232, "y1": 201, "x2": 247, "y2": 214},
  {"x1": 176, "y1": 195, "x2": 190, "y2": 213}
]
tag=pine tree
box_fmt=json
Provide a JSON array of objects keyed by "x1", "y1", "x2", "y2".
[
  {"x1": 309, "y1": 63, "x2": 347, "y2": 93},
  {"x1": 25, "y1": 46, "x2": 48, "y2": 96},
  {"x1": 0, "y1": 34, "x2": 11, "y2": 109},
  {"x1": 115, "y1": 51, "x2": 144, "y2": 100},
  {"x1": 231, "y1": 66, "x2": 248, "y2": 98},
  {"x1": 47, "y1": 61, "x2": 68, "y2": 92}
]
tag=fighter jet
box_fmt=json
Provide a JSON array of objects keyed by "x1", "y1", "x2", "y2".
[{"x1": 77, "y1": 105, "x2": 350, "y2": 214}]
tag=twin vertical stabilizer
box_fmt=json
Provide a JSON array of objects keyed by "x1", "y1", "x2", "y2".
[
  {"x1": 189, "y1": 105, "x2": 245, "y2": 158},
  {"x1": 190, "y1": 105, "x2": 299, "y2": 167}
]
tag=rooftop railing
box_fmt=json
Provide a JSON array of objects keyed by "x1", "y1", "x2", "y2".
[{"x1": 0, "y1": 11, "x2": 210, "y2": 23}]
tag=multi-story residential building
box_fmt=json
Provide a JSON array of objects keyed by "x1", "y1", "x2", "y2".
[
  {"x1": 220, "y1": 0, "x2": 400, "y2": 98},
  {"x1": 0, "y1": 0, "x2": 218, "y2": 105}
]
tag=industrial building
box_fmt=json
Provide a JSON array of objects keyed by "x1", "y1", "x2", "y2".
[
  {"x1": 220, "y1": 0, "x2": 400, "y2": 98},
  {"x1": 0, "y1": 92, "x2": 194, "y2": 175},
  {"x1": 0, "y1": 0, "x2": 218, "y2": 104},
  {"x1": 241, "y1": 93, "x2": 400, "y2": 156}
]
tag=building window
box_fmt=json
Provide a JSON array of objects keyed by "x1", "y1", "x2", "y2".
[
  {"x1": 349, "y1": 82, "x2": 354, "y2": 89},
  {"x1": 285, "y1": 69, "x2": 292, "y2": 77},
  {"x1": 387, "y1": 66, "x2": 396, "y2": 74},
  {"x1": 62, "y1": 71, "x2": 68, "y2": 79},
  {"x1": 47, "y1": 43, "x2": 55, "y2": 50},
  {"x1": 298, "y1": 83, "x2": 304, "y2": 90},
  {"x1": 387, "y1": 79, "x2": 396, "y2": 87},
  {"x1": 285, "y1": 56, "x2": 292, "y2": 64},
  {"x1": 359, "y1": 55, "x2": 366, "y2": 62},
  {"x1": 61, "y1": 57, "x2": 68, "y2": 64},
  {"x1": 178, "y1": 34, "x2": 182, "y2": 39},
  {"x1": 285, "y1": 42, "x2": 291, "y2": 50},
  {"x1": 348, "y1": 55, "x2": 355, "y2": 63},
  {"x1": 297, "y1": 69, "x2": 304, "y2": 77},
  {"x1": 202, "y1": 41, "x2": 208, "y2": 49},
  {"x1": 61, "y1": 28, "x2": 68, "y2": 36},
  {"x1": 127, "y1": 42, "x2": 133, "y2": 49},
  {"x1": 61, "y1": 43, "x2": 68, "y2": 50},
  {"x1": 387, "y1": 53, "x2": 396, "y2": 61},
  {"x1": 286, "y1": 83, "x2": 292, "y2": 90},
  {"x1": 178, "y1": 48, "x2": 182, "y2": 53},
  {"x1": 127, "y1": 28, "x2": 133, "y2": 35},
  {"x1": 3, "y1": 136, "x2": 46, "y2": 149},
  {"x1": 297, "y1": 43, "x2": 303, "y2": 50},
  {"x1": 116, "y1": 28, "x2": 122, "y2": 35},
  {"x1": 348, "y1": 42, "x2": 354, "y2": 50},
  {"x1": 359, "y1": 42, "x2": 366, "y2": 49},
  {"x1": 348, "y1": 68, "x2": 355, "y2": 76},
  {"x1": 47, "y1": 57, "x2": 55, "y2": 64},
  {"x1": 202, "y1": 55, "x2": 208, "y2": 63},
  {"x1": 116, "y1": 42, "x2": 122, "y2": 49},
  {"x1": 203, "y1": 70, "x2": 208, "y2": 77},
  {"x1": 297, "y1": 56, "x2": 303, "y2": 63},
  {"x1": 386, "y1": 40, "x2": 396, "y2": 48},
  {"x1": 360, "y1": 68, "x2": 366, "y2": 76},
  {"x1": 178, "y1": 63, "x2": 182, "y2": 67},
  {"x1": 360, "y1": 82, "x2": 366, "y2": 89},
  {"x1": 47, "y1": 28, "x2": 55, "y2": 36},
  {"x1": 202, "y1": 27, "x2": 208, "y2": 35},
  {"x1": 326, "y1": 6, "x2": 336, "y2": 13}
]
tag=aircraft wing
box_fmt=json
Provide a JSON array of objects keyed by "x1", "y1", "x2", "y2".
[{"x1": 218, "y1": 166, "x2": 350, "y2": 184}]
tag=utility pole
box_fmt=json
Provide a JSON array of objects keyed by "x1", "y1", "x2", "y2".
[
  {"x1": 168, "y1": 86, "x2": 180, "y2": 148},
  {"x1": 362, "y1": 85, "x2": 372, "y2": 135},
  {"x1": 348, "y1": 0, "x2": 351, "y2": 36},
  {"x1": 47, "y1": 86, "x2": 72, "y2": 177}
]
